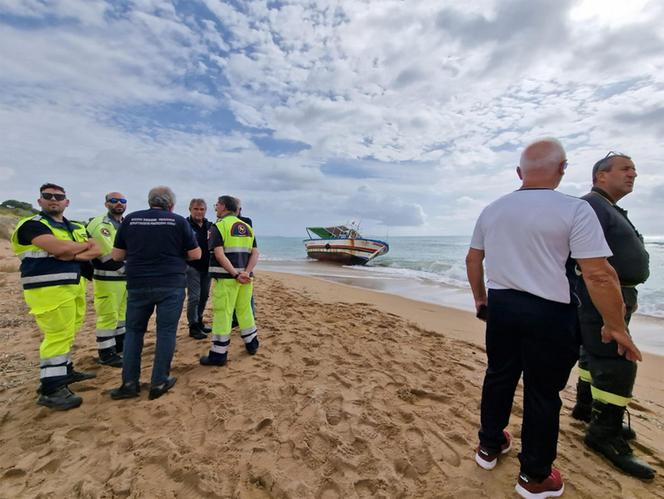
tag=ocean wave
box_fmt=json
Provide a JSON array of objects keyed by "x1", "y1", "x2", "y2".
[
  {"x1": 360, "y1": 261, "x2": 470, "y2": 289},
  {"x1": 259, "y1": 255, "x2": 309, "y2": 262}
]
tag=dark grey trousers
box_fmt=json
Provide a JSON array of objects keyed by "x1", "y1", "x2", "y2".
[{"x1": 185, "y1": 267, "x2": 211, "y2": 327}]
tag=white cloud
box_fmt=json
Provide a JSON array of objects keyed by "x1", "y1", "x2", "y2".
[{"x1": 0, "y1": 0, "x2": 663, "y2": 236}]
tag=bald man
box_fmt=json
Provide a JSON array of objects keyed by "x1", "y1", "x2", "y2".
[
  {"x1": 466, "y1": 139, "x2": 641, "y2": 498},
  {"x1": 86, "y1": 192, "x2": 128, "y2": 367}
]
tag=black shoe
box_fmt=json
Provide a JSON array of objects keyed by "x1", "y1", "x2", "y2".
[
  {"x1": 585, "y1": 401, "x2": 655, "y2": 480},
  {"x1": 148, "y1": 377, "x2": 177, "y2": 400},
  {"x1": 37, "y1": 386, "x2": 82, "y2": 411},
  {"x1": 198, "y1": 322, "x2": 212, "y2": 334},
  {"x1": 98, "y1": 354, "x2": 123, "y2": 368},
  {"x1": 585, "y1": 433, "x2": 654, "y2": 480},
  {"x1": 189, "y1": 327, "x2": 207, "y2": 340},
  {"x1": 199, "y1": 355, "x2": 226, "y2": 366},
  {"x1": 245, "y1": 337, "x2": 259, "y2": 355},
  {"x1": 110, "y1": 381, "x2": 141, "y2": 400},
  {"x1": 68, "y1": 369, "x2": 97, "y2": 384}
]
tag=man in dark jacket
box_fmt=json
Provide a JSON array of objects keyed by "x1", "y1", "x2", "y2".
[
  {"x1": 110, "y1": 186, "x2": 200, "y2": 401},
  {"x1": 185, "y1": 198, "x2": 212, "y2": 340},
  {"x1": 571, "y1": 152, "x2": 654, "y2": 480}
]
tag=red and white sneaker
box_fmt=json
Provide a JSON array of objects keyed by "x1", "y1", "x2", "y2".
[
  {"x1": 475, "y1": 430, "x2": 512, "y2": 470},
  {"x1": 515, "y1": 467, "x2": 565, "y2": 499}
]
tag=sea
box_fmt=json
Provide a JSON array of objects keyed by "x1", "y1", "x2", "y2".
[{"x1": 257, "y1": 235, "x2": 664, "y2": 355}]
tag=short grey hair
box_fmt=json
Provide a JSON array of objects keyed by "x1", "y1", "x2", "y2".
[
  {"x1": 189, "y1": 198, "x2": 206, "y2": 208},
  {"x1": 519, "y1": 138, "x2": 566, "y2": 173},
  {"x1": 592, "y1": 152, "x2": 632, "y2": 184},
  {"x1": 148, "y1": 186, "x2": 176, "y2": 209}
]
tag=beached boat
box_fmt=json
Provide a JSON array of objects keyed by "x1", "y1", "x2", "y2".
[{"x1": 304, "y1": 224, "x2": 389, "y2": 265}]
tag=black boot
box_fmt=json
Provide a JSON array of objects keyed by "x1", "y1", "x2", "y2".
[
  {"x1": 37, "y1": 386, "x2": 82, "y2": 411},
  {"x1": 584, "y1": 401, "x2": 655, "y2": 480},
  {"x1": 571, "y1": 379, "x2": 592, "y2": 422},
  {"x1": 67, "y1": 363, "x2": 96, "y2": 384},
  {"x1": 189, "y1": 325, "x2": 207, "y2": 340},
  {"x1": 573, "y1": 379, "x2": 636, "y2": 440}
]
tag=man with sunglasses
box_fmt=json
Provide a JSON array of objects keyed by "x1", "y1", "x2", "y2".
[
  {"x1": 11, "y1": 183, "x2": 102, "y2": 410},
  {"x1": 571, "y1": 152, "x2": 654, "y2": 480},
  {"x1": 86, "y1": 192, "x2": 128, "y2": 368}
]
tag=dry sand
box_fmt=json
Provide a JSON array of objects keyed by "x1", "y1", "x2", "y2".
[{"x1": 0, "y1": 240, "x2": 662, "y2": 498}]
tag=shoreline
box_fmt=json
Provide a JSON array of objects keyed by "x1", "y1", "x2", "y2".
[{"x1": 259, "y1": 261, "x2": 664, "y2": 356}]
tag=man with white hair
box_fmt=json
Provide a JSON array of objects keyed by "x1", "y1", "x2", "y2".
[{"x1": 466, "y1": 139, "x2": 641, "y2": 498}]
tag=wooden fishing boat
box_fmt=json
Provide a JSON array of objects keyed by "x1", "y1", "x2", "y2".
[{"x1": 303, "y1": 224, "x2": 389, "y2": 265}]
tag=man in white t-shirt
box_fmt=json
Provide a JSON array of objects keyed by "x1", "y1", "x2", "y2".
[{"x1": 465, "y1": 138, "x2": 641, "y2": 498}]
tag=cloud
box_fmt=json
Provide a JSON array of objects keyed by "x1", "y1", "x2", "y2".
[
  {"x1": 343, "y1": 186, "x2": 426, "y2": 227},
  {"x1": 0, "y1": 0, "x2": 663, "y2": 237}
]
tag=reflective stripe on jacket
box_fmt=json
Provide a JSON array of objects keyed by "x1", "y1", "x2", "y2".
[
  {"x1": 87, "y1": 214, "x2": 126, "y2": 281},
  {"x1": 11, "y1": 215, "x2": 86, "y2": 289},
  {"x1": 209, "y1": 215, "x2": 254, "y2": 279}
]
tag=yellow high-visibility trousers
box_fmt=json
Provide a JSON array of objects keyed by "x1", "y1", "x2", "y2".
[
  {"x1": 93, "y1": 279, "x2": 127, "y2": 351},
  {"x1": 23, "y1": 280, "x2": 85, "y2": 381},
  {"x1": 212, "y1": 278, "x2": 255, "y2": 340}
]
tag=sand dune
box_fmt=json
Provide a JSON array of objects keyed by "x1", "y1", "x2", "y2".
[{"x1": 0, "y1": 244, "x2": 662, "y2": 497}]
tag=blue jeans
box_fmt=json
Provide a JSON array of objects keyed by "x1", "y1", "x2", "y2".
[{"x1": 122, "y1": 287, "x2": 185, "y2": 387}]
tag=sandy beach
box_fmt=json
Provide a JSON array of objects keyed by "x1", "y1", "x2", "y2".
[{"x1": 0, "y1": 242, "x2": 663, "y2": 498}]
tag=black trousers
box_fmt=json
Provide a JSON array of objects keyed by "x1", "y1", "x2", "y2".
[
  {"x1": 578, "y1": 285, "x2": 637, "y2": 401},
  {"x1": 479, "y1": 289, "x2": 579, "y2": 480}
]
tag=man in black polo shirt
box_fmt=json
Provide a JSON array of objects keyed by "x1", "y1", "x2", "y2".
[
  {"x1": 109, "y1": 186, "x2": 201, "y2": 401},
  {"x1": 571, "y1": 152, "x2": 654, "y2": 480},
  {"x1": 185, "y1": 198, "x2": 212, "y2": 340}
]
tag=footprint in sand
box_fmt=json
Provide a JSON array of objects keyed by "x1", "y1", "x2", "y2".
[
  {"x1": 424, "y1": 423, "x2": 463, "y2": 468},
  {"x1": 35, "y1": 457, "x2": 62, "y2": 474},
  {"x1": 325, "y1": 394, "x2": 344, "y2": 426},
  {"x1": 404, "y1": 427, "x2": 434, "y2": 474},
  {"x1": 318, "y1": 481, "x2": 344, "y2": 499}
]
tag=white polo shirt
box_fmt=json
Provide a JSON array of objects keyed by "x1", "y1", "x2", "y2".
[{"x1": 470, "y1": 189, "x2": 612, "y2": 304}]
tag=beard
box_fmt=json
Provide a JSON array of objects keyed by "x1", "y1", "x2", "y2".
[
  {"x1": 110, "y1": 206, "x2": 126, "y2": 215},
  {"x1": 41, "y1": 205, "x2": 65, "y2": 217}
]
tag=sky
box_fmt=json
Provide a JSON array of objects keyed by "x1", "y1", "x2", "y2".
[{"x1": 1, "y1": 0, "x2": 663, "y2": 237}]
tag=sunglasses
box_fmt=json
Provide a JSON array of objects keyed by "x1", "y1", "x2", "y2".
[
  {"x1": 106, "y1": 197, "x2": 127, "y2": 204},
  {"x1": 561, "y1": 159, "x2": 568, "y2": 170},
  {"x1": 41, "y1": 192, "x2": 67, "y2": 201}
]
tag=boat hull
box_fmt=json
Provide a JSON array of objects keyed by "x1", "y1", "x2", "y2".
[{"x1": 303, "y1": 238, "x2": 389, "y2": 265}]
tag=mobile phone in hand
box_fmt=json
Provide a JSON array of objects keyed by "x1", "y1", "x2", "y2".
[{"x1": 476, "y1": 304, "x2": 488, "y2": 320}]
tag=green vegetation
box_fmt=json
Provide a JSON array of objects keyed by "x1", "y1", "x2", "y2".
[
  {"x1": 0, "y1": 200, "x2": 37, "y2": 240},
  {"x1": 1, "y1": 200, "x2": 38, "y2": 217}
]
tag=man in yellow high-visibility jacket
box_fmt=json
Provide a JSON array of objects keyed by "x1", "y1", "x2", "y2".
[
  {"x1": 200, "y1": 195, "x2": 259, "y2": 366},
  {"x1": 87, "y1": 192, "x2": 128, "y2": 368},
  {"x1": 11, "y1": 183, "x2": 102, "y2": 410}
]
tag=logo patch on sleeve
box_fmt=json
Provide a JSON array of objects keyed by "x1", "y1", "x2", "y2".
[
  {"x1": 231, "y1": 222, "x2": 250, "y2": 237},
  {"x1": 100, "y1": 228, "x2": 111, "y2": 237}
]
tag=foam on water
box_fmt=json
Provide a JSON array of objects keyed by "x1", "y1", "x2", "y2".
[{"x1": 258, "y1": 235, "x2": 664, "y2": 320}]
